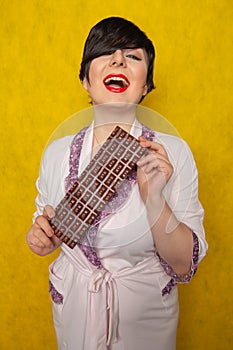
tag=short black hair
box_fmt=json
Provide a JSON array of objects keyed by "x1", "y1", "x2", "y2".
[{"x1": 79, "y1": 17, "x2": 155, "y2": 95}]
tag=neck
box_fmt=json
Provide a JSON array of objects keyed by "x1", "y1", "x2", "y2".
[
  {"x1": 91, "y1": 103, "x2": 137, "y2": 158},
  {"x1": 93, "y1": 102, "x2": 137, "y2": 130}
]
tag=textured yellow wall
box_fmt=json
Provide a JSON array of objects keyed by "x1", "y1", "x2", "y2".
[{"x1": 0, "y1": 1, "x2": 232, "y2": 349}]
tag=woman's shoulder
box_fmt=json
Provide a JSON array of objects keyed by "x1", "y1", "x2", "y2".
[
  {"x1": 42, "y1": 135, "x2": 75, "y2": 164},
  {"x1": 43, "y1": 125, "x2": 90, "y2": 159},
  {"x1": 46, "y1": 135, "x2": 74, "y2": 151},
  {"x1": 154, "y1": 131, "x2": 187, "y2": 148},
  {"x1": 155, "y1": 129, "x2": 192, "y2": 149},
  {"x1": 154, "y1": 131, "x2": 194, "y2": 163}
]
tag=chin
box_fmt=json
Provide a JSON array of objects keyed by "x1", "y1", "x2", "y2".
[{"x1": 94, "y1": 101, "x2": 138, "y2": 109}]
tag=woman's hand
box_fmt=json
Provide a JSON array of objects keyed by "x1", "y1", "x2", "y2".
[
  {"x1": 26, "y1": 205, "x2": 61, "y2": 256},
  {"x1": 137, "y1": 136, "x2": 173, "y2": 205}
]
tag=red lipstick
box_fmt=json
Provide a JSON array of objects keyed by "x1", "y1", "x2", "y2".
[{"x1": 103, "y1": 74, "x2": 130, "y2": 93}]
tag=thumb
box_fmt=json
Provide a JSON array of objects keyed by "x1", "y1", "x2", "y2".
[{"x1": 43, "y1": 205, "x2": 55, "y2": 219}]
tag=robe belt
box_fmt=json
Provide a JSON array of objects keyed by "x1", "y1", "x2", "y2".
[
  {"x1": 88, "y1": 269, "x2": 119, "y2": 346},
  {"x1": 63, "y1": 249, "x2": 164, "y2": 347}
]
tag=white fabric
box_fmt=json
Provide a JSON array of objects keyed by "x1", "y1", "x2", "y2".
[{"x1": 34, "y1": 119, "x2": 207, "y2": 350}]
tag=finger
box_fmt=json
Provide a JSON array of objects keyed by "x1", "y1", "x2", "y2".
[
  {"x1": 138, "y1": 159, "x2": 159, "y2": 173},
  {"x1": 138, "y1": 156, "x2": 173, "y2": 180},
  {"x1": 145, "y1": 161, "x2": 173, "y2": 177},
  {"x1": 137, "y1": 153, "x2": 170, "y2": 169},
  {"x1": 27, "y1": 226, "x2": 54, "y2": 249},
  {"x1": 28, "y1": 234, "x2": 53, "y2": 249},
  {"x1": 35, "y1": 215, "x2": 54, "y2": 237},
  {"x1": 138, "y1": 137, "x2": 168, "y2": 156},
  {"x1": 43, "y1": 205, "x2": 55, "y2": 219},
  {"x1": 50, "y1": 234, "x2": 62, "y2": 247}
]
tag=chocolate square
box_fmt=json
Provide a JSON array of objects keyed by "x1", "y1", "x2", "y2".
[
  {"x1": 83, "y1": 175, "x2": 93, "y2": 187},
  {"x1": 86, "y1": 212, "x2": 97, "y2": 225},
  {"x1": 98, "y1": 152, "x2": 111, "y2": 165},
  {"x1": 81, "y1": 191, "x2": 92, "y2": 204},
  {"x1": 64, "y1": 214, "x2": 75, "y2": 227},
  {"x1": 108, "y1": 140, "x2": 119, "y2": 153},
  {"x1": 69, "y1": 181, "x2": 79, "y2": 193},
  {"x1": 88, "y1": 195, "x2": 99, "y2": 208},
  {"x1": 73, "y1": 188, "x2": 82, "y2": 199},
  {"x1": 105, "y1": 173, "x2": 115, "y2": 186},
  {"x1": 58, "y1": 209, "x2": 68, "y2": 220},
  {"x1": 89, "y1": 179, "x2": 101, "y2": 192},
  {"x1": 70, "y1": 220, "x2": 82, "y2": 233},
  {"x1": 115, "y1": 145, "x2": 126, "y2": 158},
  {"x1": 103, "y1": 190, "x2": 114, "y2": 202},
  {"x1": 97, "y1": 184, "x2": 108, "y2": 197},
  {"x1": 80, "y1": 207, "x2": 90, "y2": 221},
  {"x1": 68, "y1": 197, "x2": 77, "y2": 208},
  {"x1": 113, "y1": 162, "x2": 124, "y2": 175},
  {"x1": 73, "y1": 202, "x2": 84, "y2": 215},
  {"x1": 98, "y1": 169, "x2": 108, "y2": 181},
  {"x1": 69, "y1": 239, "x2": 79, "y2": 249},
  {"x1": 106, "y1": 158, "x2": 117, "y2": 170},
  {"x1": 92, "y1": 163, "x2": 102, "y2": 175}
]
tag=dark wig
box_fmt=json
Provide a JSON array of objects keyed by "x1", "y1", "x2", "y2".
[{"x1": 79, "y1": 17, "x2": 155, "y2": 95}]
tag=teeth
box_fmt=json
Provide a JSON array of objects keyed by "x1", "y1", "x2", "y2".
[{"x1": 104, "y1": 76, "x2": 129, "y2": 86}]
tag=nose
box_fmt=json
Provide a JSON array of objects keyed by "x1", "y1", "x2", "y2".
[{"x1": 109, "y1": 50, "x2": 126, "y2": 67}]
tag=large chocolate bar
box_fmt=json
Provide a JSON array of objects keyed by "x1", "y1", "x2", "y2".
[{"x1": 50, "y1": 126, "x2": 148, "y2": 248}]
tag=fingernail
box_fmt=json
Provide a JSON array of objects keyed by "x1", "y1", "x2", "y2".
[
  {"x1": 48, "y1": 211, "x2": 55, "y2": 219},
  {"x1": 48, "y1": 230, "x2": 54, "y2": 237}
]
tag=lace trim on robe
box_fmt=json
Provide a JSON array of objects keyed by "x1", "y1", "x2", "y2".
[
  {"x1": 158, "y1": 231, "x2": 199, "y2": 296},
  {"x1": 49, "y1": 281, "x2": 63, "y2": 305}
]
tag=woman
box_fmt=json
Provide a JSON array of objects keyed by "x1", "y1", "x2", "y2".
[{"x1": 26, "y1": 17, "x2": 207, "y2": 350}]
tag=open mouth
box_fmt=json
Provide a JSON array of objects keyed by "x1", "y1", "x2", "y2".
[{"x1": 103, "y1": 74, "x2": 130, "y2": 93}]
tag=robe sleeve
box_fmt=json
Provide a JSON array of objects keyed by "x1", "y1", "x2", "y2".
[{"x1": 155, "y1": 135, "x2": 208, "y2": 294}]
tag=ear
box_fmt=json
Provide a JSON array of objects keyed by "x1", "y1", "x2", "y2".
[
  {"x1": 82, "y1": 77, "x2": 89, "y2": 91},
  {"x1": 142, "y1": 84, "x2": 148, "y2": 96}
]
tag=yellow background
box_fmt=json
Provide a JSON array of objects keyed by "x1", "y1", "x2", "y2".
[{"x1": 0, "y1": 0, "x2": 232, "y2": 349}]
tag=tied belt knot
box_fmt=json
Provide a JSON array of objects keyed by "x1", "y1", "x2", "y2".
[{"x1": 88, "y1": 269, "x2": 119, "y2": 346}]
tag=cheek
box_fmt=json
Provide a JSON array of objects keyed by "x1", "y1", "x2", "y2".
[
  {"x1": 135, "y1": 66, "x2": 148, "y2": 85},
  {"x1": 89, "y1": 57, "x2": 106, "y2": 77},
  {"x1": 89, "y1": 67, "x2": 104, "y2": 88},
  {"x1": 88, "y1": 61, "x2": 99, "y2": 83}
]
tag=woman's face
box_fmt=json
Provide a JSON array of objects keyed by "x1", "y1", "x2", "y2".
[{"x1": 82, "y1": 48, "x2": 148, "y2": 105}]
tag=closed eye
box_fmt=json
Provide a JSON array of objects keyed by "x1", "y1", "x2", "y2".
[{"x1": 126, "y1": 54, "x2": 142, "y2": 61}]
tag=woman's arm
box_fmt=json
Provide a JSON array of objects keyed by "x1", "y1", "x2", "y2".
[{"x1": 137, "y1": 137, "x2": 193, "y2": 275}]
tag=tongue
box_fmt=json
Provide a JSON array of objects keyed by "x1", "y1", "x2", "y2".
[
  {"x1": 105, "y1": 79, "x2": 125, "y2": 88},
  {"x1": 109, "y1": 83, "x2": 122, "y2": 88}
]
